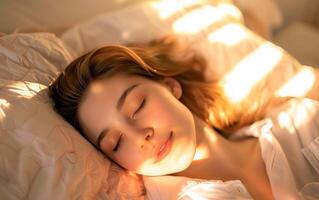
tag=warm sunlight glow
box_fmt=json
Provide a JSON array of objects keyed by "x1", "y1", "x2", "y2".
[
  {"x1": 223, "y1": 43, "x2": 283, "y2": 103},
  {"x1": 181, "y1": 191, "x2": 207, "y2": 200},
  {"x1": 295, "y1": 100, "x2": 315, "y2": 127},
  {"x1": 136, "y1": 135, "x2": 195, "y2": 176},
  {"x1": 204, "y1": 126, "x2": 218, "y2": 143},
  {"x1": 121, "y1": 31, "x2": 130, "y2": 39},
  {"x1": 292, "y1": 99, "x2": 314, "y2": 130},
  {"x1": 179, "y1": 181, "x2": 228, "y2": 199},
  {"x1": 191, "y1": 126, "x2": 217, "y2": 161},
  {"x1": 151, "y1": 1, "x2": 242, "y2": 34},
  {"x1": 8, "y1": 82, "x2": 44, "y2": 99},
  {"x1": 276, "y1": 68, "x2": 316, "y2": 98},
  {"x1": 278, "y1": 112, "x2": 295, "y2": 133},
  {"x1": 0, "y1": 99, "x2": 10, "y2": 120},
  {"x1": 193, "y1": 145, "x2": 209, "y2": 161},
  {"x1": 90, "y1": 81, "x2": 104, "y2": 94},
  {"x1": 173, "y1": 5, "x2": 226, "y2": 34},
  {"x1": 218, "y1": 4, "x2": 243, "y2": 21},
  {"x1": 151, "y1": 0, "x2": 199, "y2": 19},
  {"x1": 261, "y1": 120, "x2": 273, "y2": 142},
  {"x1": 208, "y1": 24, "x2": 248, "y2": 46},
  {"x1": 277, "y1": 100, "x2": 313, "y2": 134},
  {"x1": 127, "y1": 170, "x2": 138, "y2": 177},
  {"x1": 0, "y1": 99, "x2": 10, "y2": 108},
  {"x1": 137, "y1": 152, "x2": 191, "y2": 176}
]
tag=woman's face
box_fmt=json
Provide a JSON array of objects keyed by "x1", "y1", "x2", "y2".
[{"x1": 78, "y1": 74, "x2": 196, "y2": 176}]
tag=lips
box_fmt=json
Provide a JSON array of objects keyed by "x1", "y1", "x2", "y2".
[{"x1": 155, "y1": 131, "x2": 173, "y2": 162}]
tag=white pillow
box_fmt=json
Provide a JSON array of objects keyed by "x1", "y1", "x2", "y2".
[
  {"x1": 0, "y1": 33, "x2": 145, "y2": 199},
  {"x1": 0, "y1": 0, "x2": 145, "y2": 34},
  {"x1": 0, "y1": 33, "x2": 72, "y2": 86},
  {"x1": 60, "y1": 0, "x2": 243, "y2": 57}
]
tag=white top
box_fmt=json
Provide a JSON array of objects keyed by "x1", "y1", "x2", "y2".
[{"x1": 144, "y1": 98, "x2": 319, "y2": 200}]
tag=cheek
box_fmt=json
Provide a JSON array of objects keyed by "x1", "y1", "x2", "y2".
[
  {"x1": 115, "y1": 147, "x2": 145, "y2": 171},
  {"x1": 149, "y1": 96, "x2": 192, "y2": 126}
]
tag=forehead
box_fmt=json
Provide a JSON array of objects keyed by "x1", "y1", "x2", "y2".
[
  {"x1": 77, "y1": 74, "x2": 149, "y2": 140},
  {"x1": 84, "y1": 74, "x2": 150, "y2": 102}
]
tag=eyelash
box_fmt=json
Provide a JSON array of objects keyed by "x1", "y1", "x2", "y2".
[{"x1": 113, "y1": 134, "x2": 122, "y2": 152}]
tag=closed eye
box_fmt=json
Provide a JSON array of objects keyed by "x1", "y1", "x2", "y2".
[
  {"x1": 113, "y1": 134, "x2": 122, "y2": 152},
  {"x1": 132, "y1": 98, "x2": 146, "y2": 119}
]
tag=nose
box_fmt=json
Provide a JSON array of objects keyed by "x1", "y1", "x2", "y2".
[
  {"x1": 139, "y1": 127, "x2": 154, "y2": 149},
  {"x1": 144, "y1": 127, "x2": 154, "y2": 141},
  {"x1": 126, "y1": 127, "x2": 154, "y2": 149}
]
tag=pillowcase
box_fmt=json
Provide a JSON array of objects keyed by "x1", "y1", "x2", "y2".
[
  {"x1": 60, "y1": 0, "x2": 243, "y2": 57},
  {"x1": 0, "y1": 33, "x2": 145, "y2": 199},
  {"x1": 0, "y1": 33, "x2": 72, "y2": 86}
]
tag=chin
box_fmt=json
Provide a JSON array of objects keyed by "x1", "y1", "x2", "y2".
[
  {"x1": 133, "y1": 137, "x2": 196, "y2": 176},
  {"x1": 136, "y1": 167, "x2": 186, "y2": 176},
  {"x1": 135, "y1": 168, "x2": 171, "y2": 176},
  {"x1": 133, "y1": 159, "x2": 190, "y2": 176},
  {"x1": 136, "y1": 155, "x2": 194, "y2": 176}
]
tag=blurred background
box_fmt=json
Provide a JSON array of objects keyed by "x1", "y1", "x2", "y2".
[
  {"x1": 1, "y1": 0, "x2": 318, "y2": 66},
  {"x1": 272, "y1": 0, "x2": 319, "y2": 67},
  {"x1": 234, "y1": 0, "x2": 319, "y2": 67}
]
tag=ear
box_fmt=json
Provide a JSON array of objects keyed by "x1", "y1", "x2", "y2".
[{"x1": 161, "y1": 77, "x2": 182, "y2": 99}]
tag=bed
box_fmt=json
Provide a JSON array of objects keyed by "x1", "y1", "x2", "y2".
[{"x1": 0, "y1": 0, "x2": 318, "y2": 199}]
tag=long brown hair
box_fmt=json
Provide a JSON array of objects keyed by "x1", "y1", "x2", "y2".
[{"x1": 48, "y1": 35, "x2": 234, "y2": 138}]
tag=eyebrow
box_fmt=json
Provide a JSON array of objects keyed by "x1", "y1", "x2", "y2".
[{"x1": 96, "y1": 83, "x2": 140, "y2": 149}]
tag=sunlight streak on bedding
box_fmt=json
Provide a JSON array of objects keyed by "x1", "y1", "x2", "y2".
[
  {"x1": 276, "y1": 68, "x2": 315, "y2": 98},
  {"x1": 0, "y1": 99, "x2": 10, "y2": 108},
  {"x1": 278, "y1": 112, "x2": 295, "y2": 133},
  {"x1": 217, "y1": 3, "x2": 243, "y2": 21},
  {"x1": 150, "y1": 0, "x2": 199, "y2": 19},
  {"x1": 223, "y1": 43, "x2": 283, "y2": 103},
  {"x1": 173, "y1": 6, "x2": 226, "y2": 34},
  {"x1": 8, "y1": 82, "x2": 44, "y2": 99},
  {"x1": 179, "y1": 181, "x2": 234, "y2": 200},
  {"x1": 294, "y1": 100, "x2": 315, "y2": 131},
  {"x1": 277, "y1": 100, "x2": 313, "y2": 134},
  {"x1": 180, "y1": 189, "x2": 208, "y2": 200},
  {"x1": 208, "y1": 24, "x2": 248, "y2": 46},
  {"x1": 0, "y1": 99, "x2": 10, "y2": 119},
  {"x1": 261, "y1": 120, "x2": 273, "y2": 142}
]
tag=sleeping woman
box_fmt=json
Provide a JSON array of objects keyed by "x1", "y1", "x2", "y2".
[{"x1": 49, "y1": 36, "x2": 319, "y2": 200}]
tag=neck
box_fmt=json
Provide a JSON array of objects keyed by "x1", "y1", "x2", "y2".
[{"x1": 173, "y1": 115, "x2": 257, "y2": 181}]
